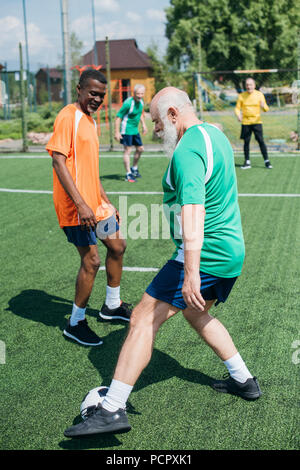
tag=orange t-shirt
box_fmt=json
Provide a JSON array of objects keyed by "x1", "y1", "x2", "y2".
[{"x1": 46, "y1": 104, "x2": 112, "y2": 227}]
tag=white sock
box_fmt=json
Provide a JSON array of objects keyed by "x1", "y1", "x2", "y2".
[
  {"x1": 102, "y1": 379, "x2": 133, "y2": 412},
  {"x1": 132, "y1": 165, "x2": 138, "y2": 170},
  {"x1": 105, "y1": 285, "x2": 121, "y2": 309},
  {"x1": 245, "y1": 160, "x2": 250, "y2": 165},
  {"x1": 70, "y1": 303, "x2": 86, "y2": 326},
  {"x1": 224, "y1": 352, "x2": 253, "y2": 383}
]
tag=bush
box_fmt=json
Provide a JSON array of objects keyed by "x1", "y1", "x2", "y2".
[{"x1": 0, "y1": 119, "x2": 22, "y2": 140}]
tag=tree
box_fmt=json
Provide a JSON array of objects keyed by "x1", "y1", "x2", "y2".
[
  {"x1": 146, "y1": 43, "x2": 194, "y2": 96},
  {"x1": 165, "y1": 0, "x2": 300, "y2": 88},
  {"x1": 70, "y1": 32, "x2": 84, "y2": 101}
]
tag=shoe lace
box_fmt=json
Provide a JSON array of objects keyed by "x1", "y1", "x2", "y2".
[{"x1": 121, "y1": 301, "x2": 133, "y2": 309}]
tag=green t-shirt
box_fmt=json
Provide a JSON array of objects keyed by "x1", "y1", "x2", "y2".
[
  {"x1": 162, "y1": 123, "x2": 245, "y2": 278},
  {"x1": 116, "y1": 97, "x2": 144, "y2": 135}
]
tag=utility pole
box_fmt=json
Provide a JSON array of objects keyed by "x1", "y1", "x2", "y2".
[
  {"x1": 19, "y1": 42, "x2": 28, "y2": 152},
  {"x1": 91, "y1": 0, "x2": 98, "y2": 66},
  {"x1": 22, "y1": 0, "x2": 32, "y2": 112},
  {"x1": 60, "y1": 0, "x2": 71, "y2": 105},
  {"x1": 105, "y1": 36, "x2": 114, "y2": 151}
]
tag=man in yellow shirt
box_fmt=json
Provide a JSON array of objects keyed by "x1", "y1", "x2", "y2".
[{"x1": 235, "y1": 77, "x2": 272, "y2": 169}]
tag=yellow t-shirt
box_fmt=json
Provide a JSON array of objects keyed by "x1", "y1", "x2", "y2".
[
  {"x1": 46, "y1": 104, "x2": 113, "y2": 228},
  {"x1": 235, "y1": 90, "x2": 269, "y2": 125}
]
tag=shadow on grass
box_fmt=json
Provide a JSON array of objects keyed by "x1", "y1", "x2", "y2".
[
  {"x1": 7, "y1": 289, "x2": 214, "y2": 390},
  {"x1": 88, "y1": 327, "x2": 214, "y2": 392},
  {"x1": 58, "y1": 430, "x2": 125, "y2": 450},
  {"x1": 101, "y1": 173, "x2": 125, "y2": 181},
  {"x1": 5, "y1": 289, "x2": 99, "y2": 331}
]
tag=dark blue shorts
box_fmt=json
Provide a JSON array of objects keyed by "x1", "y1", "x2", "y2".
[
  {"x1": 120, "y1": 133, "x2": 143, "y2": 147},
  {"x1": 146, "y1": 260, "x2": 237, "y2": 310},
  {"x1": 63, "y1": 216, "x2": 119, "y2": 247}
]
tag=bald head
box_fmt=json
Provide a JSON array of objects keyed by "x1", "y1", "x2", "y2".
[
  {"x1": 150, "y1": 87, "x2": 199, "y2": 159},
  {"x1": 150, "y1": 87, "x2": 192, "y2": 120}
]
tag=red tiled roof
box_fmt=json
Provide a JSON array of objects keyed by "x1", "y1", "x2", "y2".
[{"x1": 82, "y1": 39, "x2": 152, "y2": 70}]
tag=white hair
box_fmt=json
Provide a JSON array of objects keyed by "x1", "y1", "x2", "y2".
[
  {"x1": 134, "y1": 84, "x2": 145, "y2": 93},
  {"x1": 157, "y1": 90, "x2": 192, "y2": 120}
]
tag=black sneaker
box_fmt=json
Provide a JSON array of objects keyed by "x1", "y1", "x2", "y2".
[
  {"x1": 265, "y1": 160, "x2": 273, "y2": 169},
  {"x1": 130, "y1": 167, "x2": 142, "y2": 178},
  {"x1": 211, "y1": 374, "x2": 262, "y2": 400},
  {"x1": 99, "y1": 301, "x2": 132, "y2": 322},
  {"x1": 63, "y1": 319, "x2": 103, "y2": 346},
  {"x1": 64, "y1": 404, "x2": 131, "y2": 438},
  {"x1": 125, "y1": 173, "x2": 136, "y2": 183},
  {"x1": 241, "y1": 162, "x2": 251, "y2": 170}
]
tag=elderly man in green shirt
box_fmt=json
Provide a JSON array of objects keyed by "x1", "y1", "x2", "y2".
[
  {"x1": 115, "y1": 84, "x2": 148, "y2": 182},
  {"x1": 64, "y1": 86, "x2": 262, "y2": 438}
]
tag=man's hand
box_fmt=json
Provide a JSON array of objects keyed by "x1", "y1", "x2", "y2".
[
  {"x1": 142, "y1": 125, "x2": 148, "y2": 136},
  {"x1": 77, "y1": 202, "x2": 97, "y2": 232},
  {"x1": 115, "y1": 131, "x2": 122, "y2": 142},
  {"x1": 182, "y1": 270, "x2": 206, "y2": 311}
]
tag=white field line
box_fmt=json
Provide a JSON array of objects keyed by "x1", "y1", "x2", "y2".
[
  {"x1": 98, "y1": 266, "x2": 158, "y2": 272},
  {"x1": 0, "y1": 153, "x2": 300, "y2": 159},
  {"x1": 1, "y1": 188, "x2": 300, "y2": 197}
]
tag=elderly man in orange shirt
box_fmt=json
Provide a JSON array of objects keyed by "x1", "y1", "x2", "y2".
[
  {"x1": 235, "y1": 77, "x2": 272, "y2": 170},
  {"x1": 46, "y1": 69, "x2": 132, "y2": 347}
]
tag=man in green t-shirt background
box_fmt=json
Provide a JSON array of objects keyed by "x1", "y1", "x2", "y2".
[
  {"x1": 115, "y1": 84, "x2": 148, "y2": 182},
  {"x1": 64, "y1": 86, "x2": 262, "y2": 438}
]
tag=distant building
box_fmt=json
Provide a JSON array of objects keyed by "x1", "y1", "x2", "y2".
[
  {"x1": 35, "y1": 68, "x2": 63, "y2": 104},
  {"x1": 82, "y1": 39, "x2": 155, "y2": 105}
]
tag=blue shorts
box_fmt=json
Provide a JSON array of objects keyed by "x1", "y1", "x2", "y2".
[
  {"x1": 120, "y1": 133, "x2": 143, "y2": 147},
  {"x1": 63, "y1": 216, "x2": 119, "y2": 246},
  {"x1": 146, "y1": 260, "x2": 237, "y2": 310}
]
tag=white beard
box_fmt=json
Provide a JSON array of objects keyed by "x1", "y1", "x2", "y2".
[{"x1": 160, "y1": 118, "x2": 178, "y2": 160}]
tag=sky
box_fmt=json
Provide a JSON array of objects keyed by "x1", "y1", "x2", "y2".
[{"x1": 0, "y1": 0, "x2": 171, "y2": 72}]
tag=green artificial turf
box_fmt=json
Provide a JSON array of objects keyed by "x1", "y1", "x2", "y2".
[{"x1": 0, "y1": 153, "x2": 299, "y2": 450}]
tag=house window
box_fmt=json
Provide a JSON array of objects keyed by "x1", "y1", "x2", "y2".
[{"x1": 122, "y1": 79, "x2": 130, "y2": 102}]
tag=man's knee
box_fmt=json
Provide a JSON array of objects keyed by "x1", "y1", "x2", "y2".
[
  {"x1": 106, "y1": 237, "x2": 127, "y2": 258},
  {"x1": 129, "y1": 304, "x2": 153, "y2": 332},
  {"x1": 136, "y1": 145, "x2": 144, "y2": 154}
]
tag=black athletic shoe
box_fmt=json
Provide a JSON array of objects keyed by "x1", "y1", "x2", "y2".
[
  {"x1": 64, "y1": 404, "x2": 131, "y2": 438},
  {"x1": 130, "y1": 167, "x2": 142, "y2": 178},
  {"x1": 99, "y1": 301, "x2": 132, "y2": 322},
  {"x1": 211, "y1": 374, "x2": 262, "y2": 400},
  {"x1": 125, "y1": 173, "x2": 136, "y2": 183},
  {"x1": 241, "y1": 162, "x2": 251, "y2": 170},
  {"x1": 265, "y1": 160, "x2": 273, "y2": 169},
  {"x1": 63, "y1": 319, "x2": 103, "y2": 346}
]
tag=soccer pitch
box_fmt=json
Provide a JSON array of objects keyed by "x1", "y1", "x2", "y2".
[{"x1": 0, "y1": 151, "x2": 299, "y2": 451}]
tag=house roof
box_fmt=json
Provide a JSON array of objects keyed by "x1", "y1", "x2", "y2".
[
  {"x1": 82, "y1": 39, "x2": 152, "y2": 70},
  {"x1": 36, "y1": 68, "x2": 62, "y2": 79}
]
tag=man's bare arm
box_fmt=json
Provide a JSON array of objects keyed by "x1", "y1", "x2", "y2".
[
  {"x1": 181, "y1": 204, "x2": 206, "y2": 311},
  {"x1": 115, "y1": 117, "x2": 122, "y2": 142}
]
